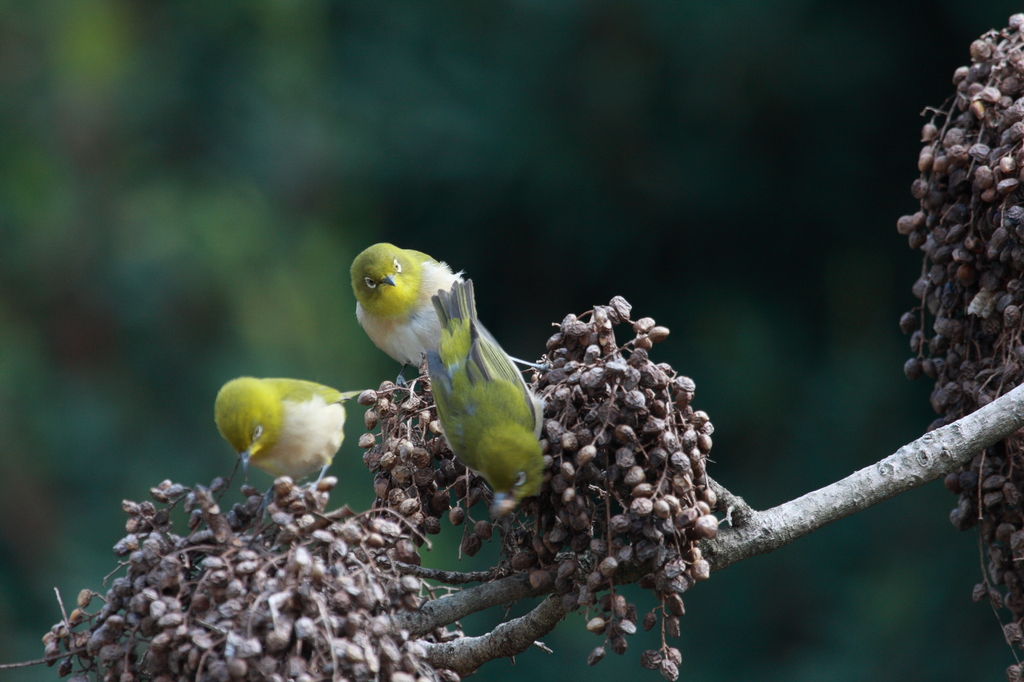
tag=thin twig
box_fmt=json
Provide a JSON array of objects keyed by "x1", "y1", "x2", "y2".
[
  {"x1": 421, "y1": 595, "x2": 566, "y2": 675},
  {"x1": 196, "y1": 618, "x2": 228, "y2": 636},
  {"x1": 53, "y1": 588, "x2": 69, "y2": 626},
  {"x1": 314, "y1": 593, "x2": 341, "y2": 682},
  {"x1": 391, "y1": 562, "x2": 505, "y2": 585},
  {"x1": 0, "y1": 647, "x2": 88, "y2": 670}
]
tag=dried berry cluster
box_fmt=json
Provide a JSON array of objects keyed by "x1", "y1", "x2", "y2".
[
  {"x1": 896, "y1": 13, "x2": 1024, "y2": 674},
  {"x1": 358, "y1": 382, "x2": 473, "y2": 549},
  {"x1": 42, "y1": 477, "x2": 456, "y2": 682},
  {"x1": 360, "y1": 296, "x2": 716, "y2": 681}
]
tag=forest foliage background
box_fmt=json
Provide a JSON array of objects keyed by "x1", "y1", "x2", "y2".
[{"x1": 0, "y1": 1, "x2": 1019, "y2": 680}]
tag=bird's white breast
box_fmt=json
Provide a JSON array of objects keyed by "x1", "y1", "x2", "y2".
[
  {"x1": 356, "y1": 260, "x2": 462, "y2": 366},
  {"x1": 265, "y1": 396, "x2": 346, "y2": 479}
]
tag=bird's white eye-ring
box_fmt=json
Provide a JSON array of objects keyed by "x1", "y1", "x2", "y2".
[
  {"x1": 252, "y1": 425, "x2": 264, "y2": 441},
  {"x1": 393, "y1": 258, "x2": 402, "y2": 273},
  {"x1": 364, "y1": 277, "x2": 377, "y2": 289},
  {"x1": 513, "y1": 471, "x2": 527, "y2": 488}
]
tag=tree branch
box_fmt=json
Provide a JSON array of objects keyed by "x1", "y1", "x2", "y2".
[
  {"x1": 392, "y1": 562, "x2": 506, "y2": 585},
  {"x1": 706, "y1": 476, "x2": 754, "y2": 526},
  {"x1": 393, "y1": 554, "x2": 650, "y2": 636},
  {"x1": 393, "y1": 572, "x2": 547, "y2": 636},
  {"x1": 703, "y1": 381, "x2": 1024, "y2": 572},
  {"x1": 420, "y1": 595, "x2": 565, "y2": 674}
]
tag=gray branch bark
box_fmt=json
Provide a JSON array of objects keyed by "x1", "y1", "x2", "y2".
[
  {"x1": 393, "y1": 572, "x2": 544, "y2": 636},
  {"x1": 703, "y1": 381, "x2": 1024, "y2": 571},
  {"x1": 392, "y1": 561, "x2": 506, "y2": 585},
  {"x1": 420, "y1": 595, "x2": 566, "y2": 675}
]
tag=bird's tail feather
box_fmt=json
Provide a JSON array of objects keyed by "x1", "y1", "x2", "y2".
[{"x1": 432, "y1": 279, "x2": 477, "y2": 327}]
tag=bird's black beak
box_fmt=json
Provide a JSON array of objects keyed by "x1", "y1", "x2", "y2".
[
  {"x1": 240, "y1": 450, "x2": 250, "y2": 479},
  {"x1": 382, "y1": 275, "x2": 396, "y2": 287}
]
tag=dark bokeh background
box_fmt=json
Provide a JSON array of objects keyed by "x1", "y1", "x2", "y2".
[{"x1": 0, "y1": 1, "x2": 1019, "y2": 680}]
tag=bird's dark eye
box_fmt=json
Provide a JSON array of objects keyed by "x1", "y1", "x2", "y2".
[
  {"x1": 513, "y1": 471, "x2": 527, "y2": 488},
  {"x1": 252, "y1": 425, "x2": 263, "y2": 441},
  {"x1": 364, "y1": 277, "x2": 377, "y2": 289},
  {"x1": 393, "y1": 258, "x2": 402, "y2": 274}
]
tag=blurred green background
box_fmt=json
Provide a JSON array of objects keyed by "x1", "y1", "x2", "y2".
[{"x1": 0, "y1": 0, "x2": 1019, "y2": 680}]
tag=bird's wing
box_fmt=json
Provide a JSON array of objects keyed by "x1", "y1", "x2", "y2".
[
  {"x1": 431, "y1": 277, "x2": 541, "y2": 434},
  {"x1": 467, "y1": 322, "x2": 520, "y2": 386},
  {"x1": 466, "y1": 323, "x2": 542, "y2": 431},
  {"x1": 268, "y1": 379, "x2": 359, "y2": 405}
]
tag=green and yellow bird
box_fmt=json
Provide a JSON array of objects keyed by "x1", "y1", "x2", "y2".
[
  {"x1": 427, "y1": 280, "x2": 544, "y2": 517},
  {"x1": 351, "y1": 243, "x2": 462, "y2": 383},
  {"x1": 214, "y1": 377, "x2": 361, "y2": 482}
]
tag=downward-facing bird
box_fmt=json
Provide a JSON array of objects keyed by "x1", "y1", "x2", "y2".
[
  {"x1": 215, "y1": 377, "x2": 361, "y2": 483},
  {"x1": 350, "y1": 243, "x2": 462, "y2": 384},
  {"x1": 427, "y1": 279, "x2": 544, "y2": 517}
]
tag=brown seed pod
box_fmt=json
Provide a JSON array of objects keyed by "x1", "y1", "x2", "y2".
[
  {"x1": 529, "y1": 570, "x2": 554, "y2": 590},
  {"x1": 648, "y1": 326, "x2": 670, "y2": 343},
  {"x1": 364, "y1": 409, "x2": 379, "y2": 430},
  {"x1": 460, "y1": 534, "x2": 482, "y2": 557},
  {"x1": 598, "y1": 556, "x2": 619, "y2": 578},
  {"x1": 693, "y1": 515, "x2": 719, "y2": 539},
  {"x1": 576, "y1": 444, "x2": 597, "y2": 466},
  {"x1": 904, "y1": 358, "x2": 923, "y2": 380}
]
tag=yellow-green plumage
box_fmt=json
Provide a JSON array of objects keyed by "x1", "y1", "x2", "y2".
[
  {"x1": 350, "y1": 243, "x2": 462, "y2": 368},
  {"x1": 214, "y1": 377, "x2": 360, "y2": 481},
  {"x1": 427, "y1": 280, "x2": 544, "y2": 516}
]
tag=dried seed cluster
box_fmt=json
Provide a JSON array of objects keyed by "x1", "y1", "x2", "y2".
[
  {"x1": 360, "y1": 296, "x2": 715, "y2": 681},
  {"x1": 43, "y1": 477, "x2": 457, "y2": 682},
  {"x1": 897, "y1": 14, "x2": 1024, "y2": 674},
  {"x1": 359, "y1": 381, "x2": 473, "y2": 550}
]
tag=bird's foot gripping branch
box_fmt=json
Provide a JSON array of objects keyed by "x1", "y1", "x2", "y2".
[{"x1": 360, "y1": 295, "x2": 717, "y2": 679}]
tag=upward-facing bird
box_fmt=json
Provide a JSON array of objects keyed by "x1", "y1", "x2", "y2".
[
  {"x1": 350, "y1": 243, "x2": 462, "y2": 384},
  {"x1": 214, "y1": 377, "x2": 361, "y2": 483},
  {"x1": 427, "y1": 279, "x2": 544, "y2": 517}
]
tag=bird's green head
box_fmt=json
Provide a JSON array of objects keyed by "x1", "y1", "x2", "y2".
[
  {"x1": 214, "y1": 377, "x2": 284, "y2": 471},
  {"x1": 351, "y1": 243, "x2": 424, "y2": 316},
  {"x1": 475, "y1": 425, "x2": 544, "y2": 517}
]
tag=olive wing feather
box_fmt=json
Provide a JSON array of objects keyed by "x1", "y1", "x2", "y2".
[{"x1": 265, "y1": 379, "x2": 361, "y2": 405}]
